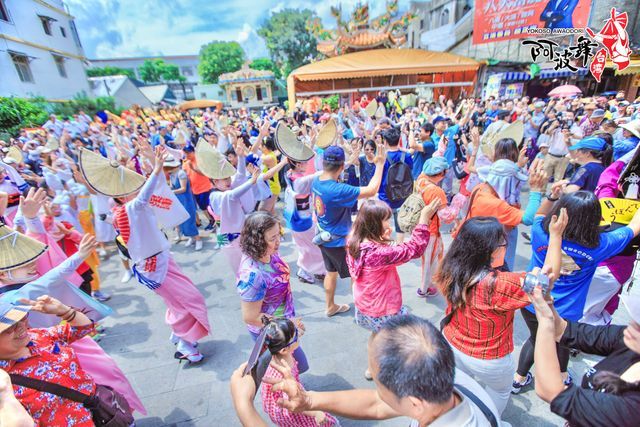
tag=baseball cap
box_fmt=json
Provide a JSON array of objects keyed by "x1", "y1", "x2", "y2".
[
  {"x1": 591, "y1": 109, "x2": 606, "y2": 118},
  {"x1": 534, "y1": 101, "x2": 545, "y2": 108},
  {"x1": 497, "y1": 110, "x2": 511, "y2": 120},
  {"x1": 432, "y1": 116, "x2": 447, "y2": 125},
  {"x1": 323, "y1": 146, "x2": 345, "y2": 163},
  {"x1": 569, "y1": 136, "x2": 606, "y2": 151},
  {"x1": 245, "y1": 153, "x2": 260, "y2": 167},
  {"x1": 422, "y1": 157, "x2": 449, "y2": 176}
]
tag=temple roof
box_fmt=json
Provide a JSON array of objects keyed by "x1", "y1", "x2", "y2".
[{"x1": 219, "y1": 63, "x2": 275, "y2": 85}]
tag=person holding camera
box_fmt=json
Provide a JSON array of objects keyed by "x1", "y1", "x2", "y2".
[
  {"x1": 541, "y1": 111, "x2": 571, "y2": 183},
  {"x1": 528, "y1": 287, "x2": 640, "y2": 426},
  {"x1": 435, "y1": 207, "x2": 566, "y2": 415},
  {"x1": 514, "y1": 190, "x2": 640, "y2": 392}
]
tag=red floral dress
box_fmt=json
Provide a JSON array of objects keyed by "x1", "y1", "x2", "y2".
[{"x1": 0, "y1": 323, "x2": 96, "y2": 426}]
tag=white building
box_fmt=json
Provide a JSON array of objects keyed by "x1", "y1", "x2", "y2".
[
  {"x1": 88, "y1": 76, "x2": 152, "y2": 109},
  {"x1": 0, "y1": 0, "x2": 90, "y2": 99},
  {"x1": 90, "y1": 55, "x2": 200, "y2": 101}
]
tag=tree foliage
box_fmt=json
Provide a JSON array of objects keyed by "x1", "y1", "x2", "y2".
[
  {"x1": 138, "y1": 59, "x2": 168, "y2": 83},
  {"x1": 198, "y1": 41, "x2": 245, "y2": 84},
  {"x1": 249, "y1": 57, "x2": 280, "y2": 79},
  {"x1": 86, "y1": 66, "x2": 135, "y2": 79},
  {"x1": 257, "y1": 9, "x2": 318, "y2": 77}
]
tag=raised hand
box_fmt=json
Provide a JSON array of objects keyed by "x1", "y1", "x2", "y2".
[
  {"x1": 19, "y1": 187, "x2": 47, "y2": 219},
  {"x1": 19, "y1": 295, "x2": 69, "y2": 316},
  {"x1": 77, "y1": 233, "x2": 98, "y2": 259},
  {"x1": 549, "y1": 207, "x2": 568, "y2": 237},
  {"x1": 419, "y1": 198, "x2": 442, "y2": 225},
  {"x1": 262, "y1": 358, "x2": 312, "y2": 413}
]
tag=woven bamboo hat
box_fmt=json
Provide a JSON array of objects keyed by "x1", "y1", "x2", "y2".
[
  {"x1": 315, "y1": 118, "x2": 338, "y2": 149},
  {"x1": 0, "y1": 222, "x2": 48, "y2": 271},
  {"x1": 5, "y1": 146, "x2": 23, "y2": 164},
  {"x1": 365, "y1": 101, "x2": 377, "y2": 118},
  {"x1": 620, "y1": 119, "x2": 640, "y2": 139},
  {"x1": 0, "y1": 301, "x2": 31, "y2": 334},
  {"x1": 275, "y1": 122, "x2": 314, "y2": 162},
  {"x1": 195, "y1": 138, "x2": 236, "y2": 179},
  {"x1": 79, "y1": 148, "x2": 146, "y2": 197},
  {"x1": 45, "y1": 135, "x2": 59, "y2": 151}
]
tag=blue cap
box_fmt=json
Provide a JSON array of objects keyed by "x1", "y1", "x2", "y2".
[
  {"x1": 245, "y1": 153, "x2": 260, "y2": 167},
  {"x1": 342, "y1": 128, "x2": 354, "y2": 140},
  {"x1": 323, "y1": 146, "x2": 345, "y2": 163},
  {"x1": 432, "y1": 116, "x2": 446, "y2": 125},
  {"x1": 569, "y1": 136, "x2": 606, "y2": 151},
  {"x1": 422, "y1": 157, "x2": 449, "y2": 176}
]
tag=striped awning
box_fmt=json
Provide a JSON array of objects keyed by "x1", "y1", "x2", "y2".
[{"x1": 500, "y1": 68, "x2": 589, "y2": 81}]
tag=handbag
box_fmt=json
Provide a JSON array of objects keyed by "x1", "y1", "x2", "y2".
[{"x1": 9, "y1": 374, "x2": 134, "y2": 427}]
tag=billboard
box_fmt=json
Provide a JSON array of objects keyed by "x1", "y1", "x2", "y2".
[{"x1": 472, "y1": 0, "x2": 593, "y2": 45}]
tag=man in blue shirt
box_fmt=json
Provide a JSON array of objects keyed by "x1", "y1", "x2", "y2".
[
  {"x1": 151, "y1": 126, "x2": 174, "y2": 148},
  {"x1": 378, "y1": 127, "x2": 413, "y2": 243},
  {"x1": 614, "y1": 120, "x2": 640, "y2": 161},
  {"x1": 409, "y1": 122, "x2": 436, "y2": 180},
  {"x1": 432, "y1": 111, "x2": 470, "y2": 198},
  {"x1": 312, "y1": 144, "x2": 385, "y2": 317}
]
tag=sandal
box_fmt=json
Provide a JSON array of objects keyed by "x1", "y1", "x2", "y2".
[{"x1": 326, "y1": 304, "x2": 350, "y2": 317}]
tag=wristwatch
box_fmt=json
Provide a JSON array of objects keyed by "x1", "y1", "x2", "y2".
[{"x1": 546, "y1": 194, "x2": 559, "y2": 202}]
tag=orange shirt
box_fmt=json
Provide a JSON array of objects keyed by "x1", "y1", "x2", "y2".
[
  {"x1": 467, "y1": 185, "x2": 523, "y2": 227},
  {"x1": 184, "y1": 160, "x2": 213, "y2": 195},
  {"x1": 415, "y1": 174, "x2": 448, "y2": 236}
]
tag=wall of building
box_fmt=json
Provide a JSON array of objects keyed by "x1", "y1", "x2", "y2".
[
  {"x1": 223, "y1": 81, "x2": 274, "y2": 110},
  {"x1": 0, "y1": 0, "x2": 90, "y2": 99}
]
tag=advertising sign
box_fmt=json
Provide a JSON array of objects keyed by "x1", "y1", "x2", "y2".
[{"x1": 473, "y1": 0, "x2": 593, "y2": 45}]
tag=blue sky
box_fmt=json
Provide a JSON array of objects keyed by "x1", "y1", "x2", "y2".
[{"x1": 65, "y1": 0, "x2": 409, "y2": 59}]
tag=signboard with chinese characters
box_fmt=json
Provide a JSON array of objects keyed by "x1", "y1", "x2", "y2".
[
  {"x1": 485, "y1": 74, "x2": 502, "y2": 99},
  {"x1": 501, "y1": 83, "x2": 524, "y2": 99},
  {"x1": 472, "y1": 0, "x2": 593, "y2": 45}
]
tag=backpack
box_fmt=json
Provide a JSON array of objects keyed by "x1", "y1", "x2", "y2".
[
  {"x1": 385, "y1": 152, "x2": 413, "y2": 202},
  {"x1": 397, "y1": 190, "x2": 424, "y2": 233}
]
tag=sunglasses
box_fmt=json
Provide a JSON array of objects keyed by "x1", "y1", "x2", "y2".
[{"x1": 1, "y1": 314, "x2": 29, "y2": 335}]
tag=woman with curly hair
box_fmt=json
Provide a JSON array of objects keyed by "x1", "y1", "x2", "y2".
[{"x1": 236, "y1": 211, "x2": 308, "y2": 373}]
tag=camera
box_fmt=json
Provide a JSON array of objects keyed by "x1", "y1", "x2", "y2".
[{"x1": 522, "y1": 271, "x2": 550, "y2": 295}]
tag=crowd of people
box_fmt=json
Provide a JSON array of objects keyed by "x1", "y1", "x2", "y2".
[{"x1": 0, "y1": 88, "x2": 640, "y2": 426}]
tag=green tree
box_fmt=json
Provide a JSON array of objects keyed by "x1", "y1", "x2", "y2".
[
  {"x1": 249, "y1": 57, "x2": 281, "y2": 79},
  {"x1": 198, "y1": 41, "x2": 245, "y2": 84},
  {"x1": 86, "y1": 66, "x2": 135, "y2": 79},
  {"x1": 258, "y1": 9, "x2": 318, "y2": 77},
  {"x1": 138, "y1": 59, "x2": 167, "y2": 83},
  {"x1": 161, "y1": 63, "x2": 188, "y2": 99}
]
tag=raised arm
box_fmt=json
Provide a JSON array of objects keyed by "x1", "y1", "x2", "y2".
[{"x1": 358, "y1": 142, "x2": 386, "y2": 199}]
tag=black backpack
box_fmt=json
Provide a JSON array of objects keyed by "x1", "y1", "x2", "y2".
[{"x1": 385, "y1": 152, "x2": 414, "y2": 202}]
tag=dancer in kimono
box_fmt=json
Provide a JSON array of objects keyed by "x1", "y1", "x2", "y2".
[
  {"x1": 84, "y1": 147, "x2": 211, "y2": 363},
  {"x1": 0, "y1": 188, "x2": 145, "y2": 415},
  {"x1": 0, "y1": 160, "x2": 28, "y2": 227}
]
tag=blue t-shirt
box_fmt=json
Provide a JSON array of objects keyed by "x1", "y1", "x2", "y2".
[
  {"x1": 311, "y1": 177, "x2": 360, "y2": 247},
  {"x1": 432, "y1": 125, "x2": 460, "y2": 166},
  {"x1": 526, "y1": 216, "x2": 634, "y2": 321},
  {"x1": 378, "y1": 150, "x2": 414, "y2": 209},
  {"x1": 411, "y1": 139, "x2": 436, "y2": 179},
  {"x1": 569, "y1": 162, "x2": 605, "y2": 192}
]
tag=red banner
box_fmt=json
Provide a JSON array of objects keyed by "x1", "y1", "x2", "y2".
[{"x1": 472, "y1": 0, "x2": 593, "y2": 45}]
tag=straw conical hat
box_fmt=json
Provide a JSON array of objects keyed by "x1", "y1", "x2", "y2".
[
  {"x1": 46, "y1": 136, "x2": 59, "y2": 150},
  {"x1": 0, "y1": 222, "x2": 48, "y2": 271},
  {"x1": 481, "y1": 121, "x2": 524, "y2": 158},
  {"x1": 79, "y1": 148, "x2": 146, "y2": 197},
  {"x1": 275, "y1": 122, "x2": 314, "y2": 162},
  {"x1": 5, "y1": 146, "x2": 23, "y2": 164},
  {"x1": 173, "y1": 130, "x2": 186, "y2": 146},
  {"x1": 195, "y1": 138, "x2": 236, "y2": 179},
  {"x1": 365, "y1": 101, "x2": 377, "y2": 118},
  {"x1": 315, "y1": 118, "x2": 338, "y2": 149},
  {"x1": 374, "y1": 105, "x2": 386, "y2": 119},
  {"x1": 620, "y1": 119, "x2": 640, "y2": 139}
]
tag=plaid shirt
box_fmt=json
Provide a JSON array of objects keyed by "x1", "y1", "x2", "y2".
[{"x1": 443, "y1": 271, "x2": 529, "y2": 360}]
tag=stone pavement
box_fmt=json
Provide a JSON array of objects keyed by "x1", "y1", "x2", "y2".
[{"x1": 94, "y1": 211, "x2": 634, "y2": 427}]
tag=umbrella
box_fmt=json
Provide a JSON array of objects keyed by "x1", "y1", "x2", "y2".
[{"x1": 548, "y1": 85, "x2": 582, "y2": 98}]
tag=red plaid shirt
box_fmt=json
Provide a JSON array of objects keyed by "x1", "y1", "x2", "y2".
[{"x1": 443, "y1": 271, "x2": 529, "y2": 360}]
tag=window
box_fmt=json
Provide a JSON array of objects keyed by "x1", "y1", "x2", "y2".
[
  {"x1": 53, "y1": 54, "x2": 67, "y2": 78},
  {"x1": 256, "y1": 86, "x2": 263, "y2": 101},
  {"x1": 420, "y1": 19, "x2": 424, "y2": 30},
  {"x1": 60, "y1": 27, "x2": 67, "y2": 37},
  {"x1": 10, "y1": 53, "x2": 34, "y2": 83},
  {"x1": 200, "y1": 92, "x2": 206, "y2": 98},
  {"x1": 181, "y1": 66, "x2": 193, "y2": 77},
  {"x1": 440, "y1": 9, "x2": 450, "y2": 26},
  {"x1": 235, "y1": 87, "x2": 243, "y2": 102},
  {"x1": 0, "y1": 0, "x2": 9, "y2": 22},
  {"x1": 39, "y1": 16, "x2": 53, "y2": 35}
]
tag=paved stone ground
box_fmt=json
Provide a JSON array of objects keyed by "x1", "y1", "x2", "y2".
[{"x1": 94, "y1": 199, "x2": 634, "y2": 427}]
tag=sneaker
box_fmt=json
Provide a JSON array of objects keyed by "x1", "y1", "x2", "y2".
[
  {"x1": 511, "y1": 372, "x2": 533, "y2": 394},
  {"x1": 92, "y1": 290, "x2": 111, "y2": 302},
  {"x1": 296, "y1": 269, "x2": 314, "y2": 284},
  {"x1": 563, "y1": 373, "x2": 573, "y2": 386},
  {"x1": 121, "y1": 270, "x2": 133, "y2": 283},
  {"x1": 195, "y1": 240, "x2": 203, "y2": 251},
  {"x1": 416, "y1": 287, "x2": 438, "y2": 298},
  {"x1": 184, "y1": 237, "x2": 194, "y2": 247},
  {"x1": 173, "y1": 235, "x2": 181, "y2": 243}
]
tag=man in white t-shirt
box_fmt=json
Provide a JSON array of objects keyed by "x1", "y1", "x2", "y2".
[{"x1": 231, "y1": 314, "x2": 504, "y2": 427}]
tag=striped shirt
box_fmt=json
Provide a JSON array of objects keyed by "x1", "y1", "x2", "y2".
[{"x1": 443, "y1": 271, "x2": 528, "y2": 360}]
